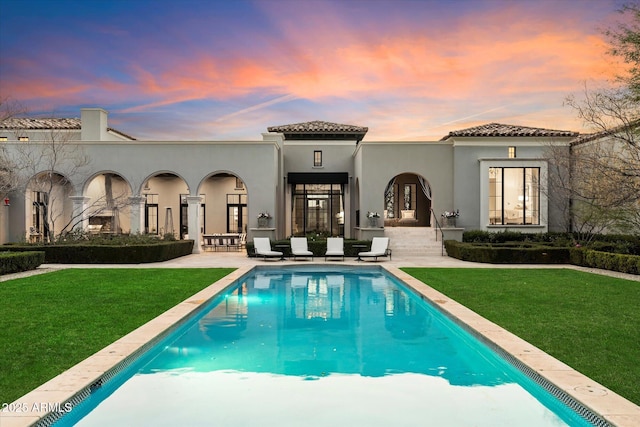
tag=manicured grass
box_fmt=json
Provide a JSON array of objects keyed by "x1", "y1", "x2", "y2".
[
  {"x1": 0, "y1": 268, "x2": 235, "y2": 404},
  {"x1": 401, "y1": 268, "x2": 640, "y2": 406}
]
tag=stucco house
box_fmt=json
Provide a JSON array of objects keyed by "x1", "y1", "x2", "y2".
[{"x1": 0, "y1": 107, "x2": 581, "y2": 251}]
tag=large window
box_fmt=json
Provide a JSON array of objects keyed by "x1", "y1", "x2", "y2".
[
  {"x1": 32, "y1": 191, "x2": 49, "y2": 239},
  {"x1": 292, "y1": 184, "x2": 343, "y2": 237},
  {"x1": 227, "y1": 194, "x2": 247, "y2": 233},
  {"x1": 489, "y1": 167, "x2": 539, "y2": 225},
  {"x1": 145, "y1": 194, "x2": 159, "y2": 234}
]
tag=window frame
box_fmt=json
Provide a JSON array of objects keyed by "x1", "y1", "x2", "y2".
[
  {"x1": 480, "y1": 159, "x2": 547, "y2": 231},
  {"x1": 313, "y1": 150, "x2": 322, "y2": 167}
]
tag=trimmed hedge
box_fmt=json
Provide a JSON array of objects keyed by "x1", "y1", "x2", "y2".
[
  {"x1": 446, "y1": 240, "x2": 640, "y2": 274},
  {"x1": 0, "y1": 241, "x2": 194, "y2": 264},
  {"x1": 245, "y1": 239, "x2": 371, "y2": 258},
  {"x1": 0, "y1": 251, "x2": 45, "y2": 275},
  {"x1": 444, "y1": 241, "x2": 571, "y2": 264},
  {"x1": 570, "y1": 248, "x2": 640, "y2": 275},
  {"x1": 463, "y1": 230, "x2": 640, "y2": 255}
]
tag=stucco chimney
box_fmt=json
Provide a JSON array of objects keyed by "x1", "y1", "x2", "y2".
[{"x1": 81, "y1": 108, "x2": 109, "y2": 141}]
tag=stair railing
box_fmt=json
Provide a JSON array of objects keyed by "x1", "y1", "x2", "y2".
[{"x1": 430, "y1": 208, "x2": 445, "y2": 256}]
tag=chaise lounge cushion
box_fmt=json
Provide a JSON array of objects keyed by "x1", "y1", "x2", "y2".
[
  {"x1": 254, "y1": 237, "x2": 283, "y2": 258},
  {"x1": 358, "y1": 237, "x2": 391, "y2": 260},
  {"x1": 290, "y1": 237, "x2": 313, "y2": 259},
  {"x1": 325, "y1": 237, "x2": 344, "y2": 260}
]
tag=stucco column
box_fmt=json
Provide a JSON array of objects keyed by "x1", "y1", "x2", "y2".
[
  {"x1": 128, "y1": 196, "x2": 146, "y2": 235},
  {"x1": 69, "y1": 196, "x2": 90, "y2": 231},
  {"x1": 186, "y1": 195, "x2": 202, "y2": 254}
]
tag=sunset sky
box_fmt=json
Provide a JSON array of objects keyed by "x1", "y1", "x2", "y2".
[{"x1": 0, "y1": 0, "x2": 630, "y2": 140}]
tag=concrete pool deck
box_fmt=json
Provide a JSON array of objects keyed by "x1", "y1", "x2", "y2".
[{"x1": 1, "y1": 251, "x2": 639, "y2": 426}]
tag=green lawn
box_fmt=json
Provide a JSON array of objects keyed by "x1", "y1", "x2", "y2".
[
  {"x1": 0, "y1": 268, "x2": 235, "y2": 404},
  {"x1": 401, "y1": 267, "x2": 640, "y2": 406}
]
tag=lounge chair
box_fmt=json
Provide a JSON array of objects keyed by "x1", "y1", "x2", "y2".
[
  {"x1": 290, "y1": 237, "x2": 313, "y2": 260},
  {"x1": 325, "y1": 237, "x2": 344, "y2": 261},
  {"x1": 358, "y1": 237, "x2": 392, "y2": 261},
  {"x1": 253, "y1": 237, "x2": 283, "y2": 260}
]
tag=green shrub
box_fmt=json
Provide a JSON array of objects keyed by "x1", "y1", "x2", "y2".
[
  {"x1": 0, "y1": 251, "x2": 45, "y2": 274},
  {"x1": 445, "y1": 241, "x2": 570, "y2": 264},
  {"x1": 580, "y1": 250, "x2": 640, "y2": 275},
  {"x1": 0, "y1": 241, "x2": 193, "y2": 264}
]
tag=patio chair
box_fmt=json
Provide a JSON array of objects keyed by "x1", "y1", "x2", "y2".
[
  {"x1": 325, "y1": 237, "x2": 344, "y2": 261},
  {"x1": 253, "y1": 237, "x2": 284, "y2": 260},
  {"x1": 290, "y1": 237, "x2": 313, "y2": 260},
  {"x1": 358, "y1": 237, "x2": 392, "y2": 261}
]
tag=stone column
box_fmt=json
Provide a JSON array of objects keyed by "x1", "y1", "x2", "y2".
[
  {"x1": 69, "y1": 196, "x2": 90, "y2": 231},
  {"x1": 187, "y1": 195, "x2": 202, "y2": 253},
  {"x1": 128, "y1": 196, "x2": 146, "y2": 235}
]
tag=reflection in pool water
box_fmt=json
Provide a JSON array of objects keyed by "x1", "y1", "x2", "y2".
[{"x1": 56, "y1": 267, "x2": 593, "y2": 426}]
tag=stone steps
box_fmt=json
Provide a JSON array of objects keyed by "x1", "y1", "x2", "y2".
[{"x1": 383, "y1": 227, "x2": 447, "y2": 257}]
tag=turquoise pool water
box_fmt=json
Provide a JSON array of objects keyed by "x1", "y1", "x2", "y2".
[{"x1": 54, "y1": 266, "x2": 597, "y2": 426}]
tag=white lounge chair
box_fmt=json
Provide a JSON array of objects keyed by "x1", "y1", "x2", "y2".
[
  {"x1": 253, "y1": 237, "x2": 283, "y2": 260},
  {"x1": 290, "y1": 237, "x2": 313, "y2": 260},
  {"x1": 325, "y1": 237, "x2": 344, "y2": 261},
  {"x1": 358, "y1": 237, "x2": 392, "y2": 261}
]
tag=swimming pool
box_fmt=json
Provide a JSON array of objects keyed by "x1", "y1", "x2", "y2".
[{"x1": 50, "y1": 265, "x2": 603, "y2": 426}]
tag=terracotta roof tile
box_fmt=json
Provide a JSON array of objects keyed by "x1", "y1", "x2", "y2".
[
  {"x1": 268, "y1": 120, "x2": 368, "y2": 141},
  {"x1": 268, "y1": 120, "x2": 368, "y2": 134},
  {"x1": 440, "y1": 123, "x2": 578, "y2": 140},
  {"x1": 0, "y1": 117, "x2": 136, "y2": 140},
  {"x1": 0, "y1": 117, "x2": 81, "y2": 130}
]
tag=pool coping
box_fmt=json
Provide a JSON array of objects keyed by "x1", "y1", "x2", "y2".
[{"x1": 1, "y1": 264, "x2": 639, "y2": 426}]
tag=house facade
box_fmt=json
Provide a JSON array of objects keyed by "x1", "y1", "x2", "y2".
[{"x1": 0, "y1": 107, "x2": 578, "y2": 251}]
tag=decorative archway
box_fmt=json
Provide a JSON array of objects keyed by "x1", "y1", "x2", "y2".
[
  {"x1": 140, "y1": 172, "x2": 189, "y2": 238},
  {"x1": 198, "y1": 172, "x2": 248, "y2": 234},
  {"x1": 84, "y1": 172, "x2": 132, "y2": 234},
  {"x1": 25, "y1": 171, "x2": 74, "y2": 242},
  {"x1": 383, "y1": 173, "x2": 432, "y2": 227}
]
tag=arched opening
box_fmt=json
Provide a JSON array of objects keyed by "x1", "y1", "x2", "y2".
[
  {"x1": 141, "y1": 173, "x2": 189, "y2": 238},
  {"x1": 383, "y1": 173, "x2": 432, "y2": 227},
  {"x1": 84, "y1": 172, "x2": 132, "y2": 235},
  {"x1": 198, "y1": 172, "x2": 248, "y2": 234},
  {"x1": 26, "y1": 171, "x2": 73, "y2": 242}
]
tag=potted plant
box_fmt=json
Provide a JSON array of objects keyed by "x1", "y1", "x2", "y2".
[
  {"x1": 441, "y1": 210, "x2": 459, "y2": 227},
  {"x1": 367, "y1": 211, "x2": 380, "y2": 227},
  {"x1": 257, "y1": 212, "x2": 272, "y2": 228}
]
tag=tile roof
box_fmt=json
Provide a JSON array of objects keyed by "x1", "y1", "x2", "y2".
[
  {"x1": 0, "y1": 117, "x2": 82, "y2": 130},
  {"x1": 0, "y1": 117, "x2": 136, "y2": 140},
  {"x1": 440, "y1": 123, "x2": 578, "y2": 140},
  {"x1": 570, "y1": 119, "x2": 640, "y2": 146},
  {"x1": 268, "y1": 120, "x2": 368, "y2": 141}
]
